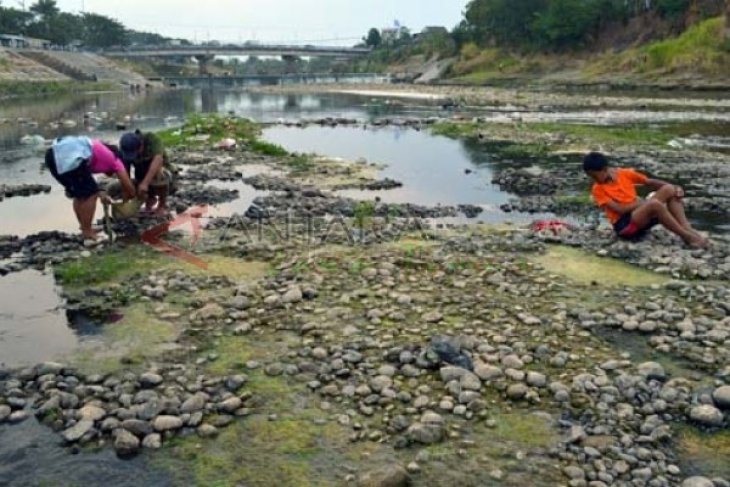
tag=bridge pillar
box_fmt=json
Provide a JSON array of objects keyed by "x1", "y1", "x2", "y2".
[
  {"x1": 281, "y1": 55, "x2": 300, "y2": 75},
  {"x1": 194, "y1": 55, "x2": 215, "y2": 75}
]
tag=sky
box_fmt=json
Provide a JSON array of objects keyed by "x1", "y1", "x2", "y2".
[{"x1": 53, "y1": 0, "x2": 469, "y2": 44}]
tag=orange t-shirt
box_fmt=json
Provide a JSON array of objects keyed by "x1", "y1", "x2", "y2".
[{"x1": 591, "y1": 168, "x2": 648, "y2": 224}]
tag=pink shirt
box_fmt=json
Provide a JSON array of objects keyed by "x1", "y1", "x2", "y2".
[{"x1": 88, "y1": 141, "x2": 125, "y2": 174}]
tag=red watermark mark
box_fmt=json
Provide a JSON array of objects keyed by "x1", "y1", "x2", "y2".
[{"x1": 140, "y1": 205, "x2": 209, "y2": 269}]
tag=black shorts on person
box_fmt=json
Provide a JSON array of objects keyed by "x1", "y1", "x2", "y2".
[
  {"x1": 613, "y1": 212, "x2": 659, "y2": 240},
  {"x1": 45, "y1": 148, "x2": 99, "y2": 199}
]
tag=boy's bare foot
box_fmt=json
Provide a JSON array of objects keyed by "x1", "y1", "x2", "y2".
[
  {"x1": 152, "y1": 206, "x2": 170, "y2": 217},
  {"x1": 686, "y1": 236, "x2": 710, "y2": 249}
]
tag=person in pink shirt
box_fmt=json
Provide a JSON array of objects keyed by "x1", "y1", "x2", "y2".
[{"x1": 46, "y1": 137, "x2": 136, "y2": 245}]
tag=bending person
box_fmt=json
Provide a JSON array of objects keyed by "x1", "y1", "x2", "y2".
[
  {"x1": 120, "y1": 130, "x2": 174, "y2": 216},
  {"x1": 46, "y1": 136, "x2": 135, "y2": 245}
]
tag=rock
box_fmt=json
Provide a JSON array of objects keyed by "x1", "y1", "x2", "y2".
[
  {"x1": 439, "y1": 366, "x2": 467, "y2": 382},
  {"x1": 139, "y1": 373, "x2": 164, "y2": 388},
  {"x1": 563, "y1": 466, "x2": 585, "y2": 480},
  {"x1": 0, "y1": 405, "x2": 11, "y2": 422},
  {"x1": 142, "y1": 433, "x2": 162, "y2": 449},
  {"x1": 506, "y1": 384, "x2": 528, "y2": 400},
  {"x1": 681, "y1": 477, "x2": 714, "y2": 487},
  {"x1": 501, "y1": 355, "x2": 524, "y2": 369},
  {"x1": 36, "y1": 362, "x2": 65, "y2": 376},
  {"x1": 79, "y1": 405, "x2": 106, "y2": 421},
  {"x1": 228, "y1": 295, "x2": 250, "y2": 310},
  {"x1": 474, "y1": 363, "x2": 503, "y2": 381},
  {"x1": 689, "y1": 405, "x2": 724, "y2": 427},
  {"x1": 431, "y1": 336, "x2": 472, "y2": 369},
  {"x1": 181, "y1": 393, "x2": 208, "y2": 413},
  {"x1": 407, "y1": 422, "x2": 443, "y2": 445},
  {"x1": 218, "y1": 397, "x2": 242, "y2": 413},
  {"x1": 197, "y1": 424, "x2": 219, "y2": 438},
  {"x1": 357, "y1": 464, "x2": 410, "y2": 487},
  {"x1": 121, "y1": 419, "x2": 153, "y2": 437},
  {"x1": 526, "y1": 371, "x2": 547, "y2": 388},
  {"x1": 62, "y1": 419, "x2": 94, "y2": 442},
  {"x1": 460, "y1": 371, "x2": 482, "y2": 391},
  {"x1": 8, "y1": 411, "x2": 29, "y2": 424},
  {"x1": 637, "y1": 362, "x2": 666, "y2": 381},
  {"x1": 264, "y1": 363, "x2": 284, "y2": 376},
  {"x1": 370, "y1": 375, "x2": 394, "y2": 393},
  {"x1": 282, "y1": 287, "x2": 303, "y2": 304},
  {"x1": 422, "y1": 311, "x2": 443, "y2": 323},
  {"x1": 114, "y1": 428, "x2": 141, "y2": 456},
  {"x1": 194, "y1": 303, "x2": 225, "y2": 321},
  {"x1": 712, "y1": 386, "x2": 730, "y2": 410},
  {"x1": 152, "y1": 415, "x2": 183, "y2": 432}
]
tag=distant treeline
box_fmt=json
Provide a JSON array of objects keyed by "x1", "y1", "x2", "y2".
[{"x1": 0, "y1": 0, "x2": 184, "y2": 48}]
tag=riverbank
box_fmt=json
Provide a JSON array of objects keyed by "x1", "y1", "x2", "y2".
[
  {"x1": 1, "y1": 114, "x2": 729, "y2": 486},
  {"x1": 0, "y1": 80, "x2": 125, "y2": 100}
]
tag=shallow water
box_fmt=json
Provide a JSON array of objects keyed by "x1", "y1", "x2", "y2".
[
  {"x1": 0, "y1": 420, "x2": 174, "y2": 487},
  {"x1": 0, "y1": 269, "x2": 76, "y2": 367}
]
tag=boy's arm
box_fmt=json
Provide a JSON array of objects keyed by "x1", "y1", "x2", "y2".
[
  {"x1": 602, "y1": 199, "x2": 643, "y2": 216},
  {"x1": 116, "y1": 168, "x2": 136, "y2": 200},
  {"x1": 645, "y1": 178, "x2": 684, "y2": 197}
]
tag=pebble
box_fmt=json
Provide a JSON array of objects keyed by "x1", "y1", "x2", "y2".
[
  {"x1": 152, "y1": 415, "x2": 183, "y2": 432},
  {"x1": 114, "y1": 429, "x2": 140, "y2": 456},
  {"x1": 689, "y1": 404, "x2": 724, "y2": 427}
]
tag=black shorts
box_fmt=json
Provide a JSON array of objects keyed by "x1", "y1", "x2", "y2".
[
  {"x1": 613, "y1": 213, "x2": 658, "y2": 240},
  {"x1": 45, "y1": 148, "x2": 99, "y2": 200}
]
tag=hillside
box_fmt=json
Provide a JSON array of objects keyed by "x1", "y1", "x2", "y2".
[{"x1": 445, "y1": 16, "x2": 729, "y2": 88}]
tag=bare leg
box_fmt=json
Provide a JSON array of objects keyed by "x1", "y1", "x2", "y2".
[
  {"x1": 154, "y1": 185, "x2": 169, "y2": 214},
  {"x1": 631, "y1": 200, "x2": 706, "y2": 247},
  {"x1": 73, "y1": 194, "x2": 99, "y2": 239},
  {"x1": 649, "y1": 185, "x2": 697, "y2": 234}
]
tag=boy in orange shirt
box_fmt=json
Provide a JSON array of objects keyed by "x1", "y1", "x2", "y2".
[{"x1": 583, "y1": 152, "x2": 707, "y2": 248}]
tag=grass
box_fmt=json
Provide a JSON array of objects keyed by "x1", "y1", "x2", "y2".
[
  {"x1": 587, "y1": 17, "x2": 729, "y2": 79},
  {"x1": 534, "y1": 245, "x2": 670, "y2": 287},
  {"x1": 249, "y1": 140, "x2": 288, "y2": 156},
  {"x1": 54, "y1": 247, "x2": 157, "y2": 286},
  {"x1": 0, "y1": 80, "x2": 113, "y2": 99},
  {"x1": 675, "y1": 425, "x2": 730, "y2": 479},
  {"x1": 531, "y1": 122, "x2": 673, "y2": 146}
]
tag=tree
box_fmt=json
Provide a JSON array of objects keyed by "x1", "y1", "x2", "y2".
[
  {"x1": 533, "y1": 0, "x2": 601, "y2": 48},
  {"x1": 81, "y1": 12, "x2": 128, "y2": 48},
  {"x1": 365, "y1": 28, "x2": 381, "y2": 48},
  {"x1": 29, "y1": 0, "x2": 59, "y2": 18},
  {"x1": 0, "y1": 6, "x2": 33, "y2": 35},
  {"x1": 464, "y1": 0, "x2": 548, "y2": 47}
]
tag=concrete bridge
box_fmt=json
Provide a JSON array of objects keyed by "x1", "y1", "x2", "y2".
[
  {"x1": 154, "y1": 73, "x2": 390, "y2": 88},
  {"x1": 102, "y1": 44, "x2": 371, "y2": 75},
  {"x1": 101, "y1": 44, "x2": 371, "y2": 59}
]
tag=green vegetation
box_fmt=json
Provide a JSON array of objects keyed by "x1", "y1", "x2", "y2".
[
  {"x1": 249, "y1": 140, "x2": 288, "y2": 157},
  {"x1": 54, "y1": 248, "x2": 153, "y2": 286},
  {"x1": 0, "y1": 0, "x2": 179, "y2": 48},
  {"x1": 0, "y1": 80, "x2": 117, "y2": 99},
  {"x1": 534, "y1": 246, "x2": 670, "y2": 287},
  {"x1": 532, "y1": 122, "x2": 673, "y2": 146},
  {"x1": 588, "y1": 17, "x2": 729, "y2": 78},
  {"x1": 676, "y1": 426, "x2": 730, "y2": 479}
]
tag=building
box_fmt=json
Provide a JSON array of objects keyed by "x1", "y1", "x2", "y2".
[{"x1": 0, "y1": 35, "x2": 51, "y2": 49}]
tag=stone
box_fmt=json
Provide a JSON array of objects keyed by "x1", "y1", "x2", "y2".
[
  {"x1": 422, "y1": 311, "x2": 443, "y2": 323},
  {"x1": 282, "y1": 287, "x2": 303, "y2": 304},
  {"x1": 194, "y1": 303, "x2": 226, "y2": 320},
  {"x1": 121, "y1": 419, "x2": 153, "y2": 437},
  {"x1": 681, "y1": 478, "x2": 714, "y2": 487},
  {"x1": 460, "y1": 371, "x2": 482, "y2": 391},
  {"x1": 152, "y1": 415, "x2": 183, "y2": 432},
  {"x1": 526, "y1": 371, "x2": 547, "y2": 388},
  {"x1": 8, "y1": 411, "x2": 29, "y2": 424},
  {"x1": 181, "y1": 393, "x2": 208, "y2": 414},
  {"x1": 79, "y1": 405, "x2": 106, "y2": 421},
  {"x1": 0, "y1": 405, "x2": 11, "y2": 422},
  {"x1": 219, "y1": 397, "x2": 242, "y2": 413},
  {"x1": 357, "y1": 464, "x2": 410, "y2": 487},
  {"x1": 264, "y1": 363, "x2": 284, "y2": 376},
  {"x1": 62, "y1": 419, "x2": 94, "y2": 442},
  {"x1": 712, "y1": 386, "x2": 730, "y2": 410},
  {"x1": 114, "y1": 428, "x2": 140, "y2": 456},
  {"x1": 506, "y1": 384, "x2": 528, "y2": 400},
  {"x1": 197, "y1": 424, "x2": 219, "y2": 438},
  {"x1": 637, "y1": 362, "x2": 666, "y2": 381},
  {"x1": 501, "y1": 355, "x2": 524, "y2": 369},
  {"x1": 407, "y1": 422, "x2": 443, "y2": 445},
  {"x1": 474, "y1": 363, "x2": 503, "y2": 381},
  {"x1": 564, "y1": 466, "x2": 585, "y2": 480},
  {"x1": 370, "y1": 375, "x2": 394, "y2": 392},
  {"x1": 439, "y1": 366, "x2": 467, "y2": 382},
  {"x1": 139, "y1": 372, "x2": 164, "y2": 388},
  {"x1": 142, "y1": 433, "x2": 162, "y2": 449},
  {"x1": 228, "y1": 295, "x2": 250, "y2": 310},
  {"x1": 689, "y1": 405, "x2": 724, "y2": 427}
]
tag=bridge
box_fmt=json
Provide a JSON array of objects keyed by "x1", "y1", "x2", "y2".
[
  {"x1": 101, "y1": 44, "x2": 371, "y2": 59},
  {"x1": 101, "y1": 44, "x2": 371, "y2": 75}
]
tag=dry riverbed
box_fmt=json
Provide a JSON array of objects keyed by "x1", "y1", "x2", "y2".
[{"x1": 1, "y1": 114, "x2": 729, "y2": 487}]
